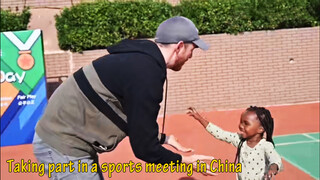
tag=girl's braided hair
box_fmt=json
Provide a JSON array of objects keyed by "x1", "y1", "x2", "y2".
[{"x1": 234, "y1": 106, "x2": 275, "y2": 163}]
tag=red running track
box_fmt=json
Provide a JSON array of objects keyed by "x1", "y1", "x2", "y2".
[{"x1": 1, "y1": 103, "x2": 319, "y2": 180}]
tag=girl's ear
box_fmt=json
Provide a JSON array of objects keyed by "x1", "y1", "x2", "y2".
[{"x1": 258, "y1": 126, "x2": 265, "y2": 134}]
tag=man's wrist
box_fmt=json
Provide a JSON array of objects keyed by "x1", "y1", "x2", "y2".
[{"x1": 160, "y1": 133, "x2": 166, "y2": 144}]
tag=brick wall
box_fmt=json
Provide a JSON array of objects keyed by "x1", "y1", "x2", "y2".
[
  {"x1": 42, "y1": 27, "x2": 319, "y2": 114},
  {"x1": 164, "y1": 27, "x2": 320, "y2": 113},
  {"x1": 44, "y1": 52, "x2": 70, "y2": 77}
]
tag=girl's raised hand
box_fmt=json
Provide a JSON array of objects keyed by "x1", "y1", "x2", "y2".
[
  {"x1": 187, "y1": 107, "x2": 202, "y2": 120},
  {"x1": 187, "y1": 107, "x2": 209, "y2": 128}
]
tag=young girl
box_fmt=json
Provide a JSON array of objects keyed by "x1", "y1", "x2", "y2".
[{"x1": 187, "y1": 106, "x2": 283, "y2": 180}]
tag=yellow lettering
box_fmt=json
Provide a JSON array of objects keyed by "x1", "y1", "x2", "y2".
[
  {"x1": 169, "y1": 161, "x2": 175, "y2": 172},
  {"x1": 236, "y1": 163, "x2": 242, "y2": 172},
  {"x1": 63, "y1": 163, "x2": 68, "y2": 172},
  {"x1": 145, "y1": 163, "x2": 155, "y2": 172},
  {"x1": 116, "y1": 164, "x2": 122, "y2": 173},
  {"x1": 20, "y1": 159, "x2": 27, "y2": 172},
  {"x1": 83, "y1": 163, "x2": 88, "y2": 172},
  {"x1": 210, "y1": 159, "x2": 217, "y2": 172},
  {"x1": 48, "y1": 163, "x2": 55, "y2": 178},
  {"x1": 78, "y1": 160, "x2": 81, "y2": 172},
  {"x1": 101, "y1": 163, "x2": 108, "y2": 173},
  {"x1": 91, "y1": 163, "x2": 97, "y2": 172},
  {"x1": 68, "y1": 161, "x2": 75, "y2": 172},
  {"x1": 135, "y1": 163, "x2": 142, "y2": 173},
  {"x1": 56, "y1": 163, "x2": 62, "y2": 173},
  {"x1": 6, "y1": 159, "x2": 53, "y2": 177},
  {"x1": 108, "y1": 163, "x2": 115, "y2": 178},
  {"x1": 187, "y1": 164, "x2": 193, "y2": 176},
  {"x1": 14, "y1": 162, "x2": 20, "y2": 173},
  {"x1": 32, "y1": 162, "x2": 38, "y2": 172},
  {"x1": 38, "y1": 163, "x2": 45, "y2": 176},
  {"x1": 225, "y1": 159, "x2": 228, "y2": 172},
  {"x1": 123, "y1": 163, "x2": 128, "y2": 173},
  {"x1": 196, "y1": 160, "x2": 200, "y2": 172},
  {"x1": 6, "y1": 159, "x2": 14, "y2": 173},
  {"x1": 129, "y1": 161, "x2": 135, "y2": 172},
  {"x1": 180, "y1": 163, "x2": 186, "y2": 172},
  {"x1": 200, "y1": 162, "x2": 206, "y2": 172},
  {"x1": 162, "y1": 163, "x2": 168, "y2": 173},
  {"x1": 218, "y1": 159, "x2": 224, "y2": 172},
  {"x1": 156, "y1": 164, "x2": 162, "y2": 172},
  {"x1": 229, "y1": 162, "x2": 235, "y2": 172}
]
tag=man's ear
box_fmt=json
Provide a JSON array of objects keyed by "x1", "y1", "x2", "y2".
[{"x1": 175, "y1": 41, "x2": 185, "y2": 53}]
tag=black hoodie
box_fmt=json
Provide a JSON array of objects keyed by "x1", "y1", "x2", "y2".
[{"x1": 92, "y1": 39, "x2": 182, "y2": 164}]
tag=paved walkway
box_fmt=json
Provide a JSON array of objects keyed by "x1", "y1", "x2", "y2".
[{"x1": 28, "y1": 9, "x2": 62, "y2": 53}]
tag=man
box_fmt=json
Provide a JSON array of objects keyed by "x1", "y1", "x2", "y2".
[{"x1": 33, "y1": 16, "x2": 213, "y2": 179}]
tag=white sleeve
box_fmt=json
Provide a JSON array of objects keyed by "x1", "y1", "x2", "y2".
[
  {"x1": 205, "y1": 122, "x2": 241, "y2": 147},
  {"x1": 265, "y1": 142, "x2": 283, "y2": 172}
]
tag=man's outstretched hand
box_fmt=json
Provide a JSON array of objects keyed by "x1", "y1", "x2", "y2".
[
  {"x1": 182, "y1": 154, "x2": 218, "y2": 176},
  {"x1": 165, "y1": 135, "x2": 194, "y2": 153}
]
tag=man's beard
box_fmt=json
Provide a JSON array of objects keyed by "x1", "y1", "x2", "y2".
[{"x1": 171, "y1": 59, "x2": 185, "y2": 71}]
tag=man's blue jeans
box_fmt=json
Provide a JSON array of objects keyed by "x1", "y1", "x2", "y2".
[{"x1": 33, "y1": 133, "x2": 104, "y2": 180}]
